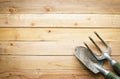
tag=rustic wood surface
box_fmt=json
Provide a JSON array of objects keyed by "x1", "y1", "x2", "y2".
[
  {"x1": 0, "y1": 0, "x2": 120, "y2": 79},
  {"x1": 0, "y1": 69, "x2": 106, "y2": 79},
  {"x1": 0, "y1": 55, "x2": 120, "y2": 70},
  {"x1": 0, "y1": 41, "x2": 120, "y2": 55},
  {"x1": 0, "y1": 14, "x2": 120, "y2": 27},
  {"x1": 0, "y1": 0, "x2": 120, "y2": 14},
  {"x1": 0, "y1": 28, "x2": 120, "y2": 41}
]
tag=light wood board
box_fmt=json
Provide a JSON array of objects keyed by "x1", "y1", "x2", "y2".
[
  {"x1": 0, "y1": 0, "x2": 120, "y2": 14},
  {"x1": 0, "y1": 14, "x2": 120, "y2": 27},
  {"x1": 0, "y1": 0, "x2": 120, "y2": 79},
  {"x1": 0, "y1": 28, "x2": 120, "y2": 41},
  {"x1": 0, "y1": 56, "x2": 119, "y2": 70},
  {"x1": 0, "y1": 69, "x2": 105, "y2": 79},
  {"x1": 0, "y1": 41, "x2": 120, "y2": 55}
]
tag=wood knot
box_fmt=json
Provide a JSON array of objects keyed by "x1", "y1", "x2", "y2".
[
  {"x1": 44, "y1": 6, "x2": 53, "y2": 12},
  {"x1": 9, "y1": 73, "x2": 12, "y2": 76},
  {"x1": 10, "y1": 43, "x2": 14, "y2": 46},
  {"x1": 48, "y1": 30, "x2": 51, "y2": 33},
  {"x1": 5, "y1": 21, "x2": 9, "y2": 24},
  {"x1": 31, "y1": 23, "x2": 35, "y2": 26},
  {"x1": 74, "y1": 22, "x2": 78, "y2": 26},
  {"x1": 87, "y1": 18, "x2": 91, "y2": 21},
  {"x1": 9, "y1": 8, "x2": 16, "y2": 13}
]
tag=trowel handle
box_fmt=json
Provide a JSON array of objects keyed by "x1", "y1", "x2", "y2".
[
  {"x1": 106, "y1": 72, "x2": 120, "y2": 79},
  {"x1": 94, "y1": 64, "x2": 120, "y2": 79},
  {"x1": 112, "y1": 62, "x2": 120, "y2": 74}
]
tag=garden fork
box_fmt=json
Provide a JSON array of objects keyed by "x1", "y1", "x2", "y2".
[{"x1": 84, "y1": 32, "x2": 120, "y2": 74}]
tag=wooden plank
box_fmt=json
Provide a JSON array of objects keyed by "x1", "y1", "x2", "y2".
[
  {"x1": 0, "y1": 56, "x2": 119, "y2": 70},
  {"x1": 0, "y1": 41, "x2": 120, "y2": 55},
  {"x1": 0, "y1": 69, "x2": 104, "y2": 79},
  {"x1": 0, "y1": 56, "x2": 81, "y2": 70},
  {"x1": 0, "y1": 0, "x2": 120, "y2": 14},
  {"x1": 0, "y1": 14, "x2": 120, "y2": 27},
  {"x1": 0, "y1": 28, "x2": 120, "y2": 41}
]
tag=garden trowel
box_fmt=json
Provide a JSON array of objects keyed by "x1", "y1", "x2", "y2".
[{"x1": 75, "y1": 46, "x2": 120, "y2": 79}]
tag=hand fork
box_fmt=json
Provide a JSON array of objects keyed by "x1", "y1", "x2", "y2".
[{"x1": 84, "y1": 32, "x2": 120, "y2": 74}]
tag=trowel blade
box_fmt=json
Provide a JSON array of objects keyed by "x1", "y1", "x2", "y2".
[{"x1": 75, "y1": 46, "x2": 102, "y2": 74}]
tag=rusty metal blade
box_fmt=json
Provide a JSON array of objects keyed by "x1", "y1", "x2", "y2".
[{"x1": 75, "y1": 46, "x2": 102, "y2": 74}]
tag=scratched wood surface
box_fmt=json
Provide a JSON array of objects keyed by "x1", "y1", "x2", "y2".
[{"x1": 0, "y1": 0, "x2": 120, "y2": 79}]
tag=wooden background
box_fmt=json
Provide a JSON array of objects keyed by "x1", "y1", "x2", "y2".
[{"x1": 0, "y1": 0, "x2": 120, "y2": 79}]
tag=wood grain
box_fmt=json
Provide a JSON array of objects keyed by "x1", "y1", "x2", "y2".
[
  {"x1": 0, "y1": 56, "x2": 81, "y2": 70},
  {"x1": 0, "y1": 0, "x2": 120, "y2": 14},
  {"x1": 0, "y1": 0, "x2": 120, "y2": 79},
  {"x1": 0, "y1": 69, "x2": 105, "y2": 79},
  {"x1": 0, "y1": 28, "x2": 120, "y2": 41},
  {"x1": 0, "y1": 41, "x2": 120, "y2": 55},
  {"x1": 0, "y1": 14, "x2": 120, "y2": 27},
  {"x1": 0, "y1": 56, "x2": 119, "y2": 70}
]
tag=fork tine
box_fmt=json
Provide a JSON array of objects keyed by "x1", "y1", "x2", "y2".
[
  {"x1": 83, "y1": 42, "x2": 99, "y2": 59},
  {"x1": 89, "y1": 36, "x2": 103, "y2": 53},
  {"x1": 83, "y1": 42, "x2": 93, "y2": 53},
  {"x1": 94, "y1": 32, "x2": 108, "y2": 47}
]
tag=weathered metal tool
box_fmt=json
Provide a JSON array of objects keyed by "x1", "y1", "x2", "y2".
[
  {"x1": 84, "y1": 32, "x2": 120, "y2": 74},
  {"x1": 75, "y1": 46, "x2": 120, "y2": 79}
]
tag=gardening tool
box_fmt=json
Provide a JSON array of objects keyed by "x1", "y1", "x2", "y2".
[
  {"x1": 75, "y1": 46, "x2": 120, "y2": 79},
  {"x1": 84, "y1": 32, "x2": 120, "y2": 74}
]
